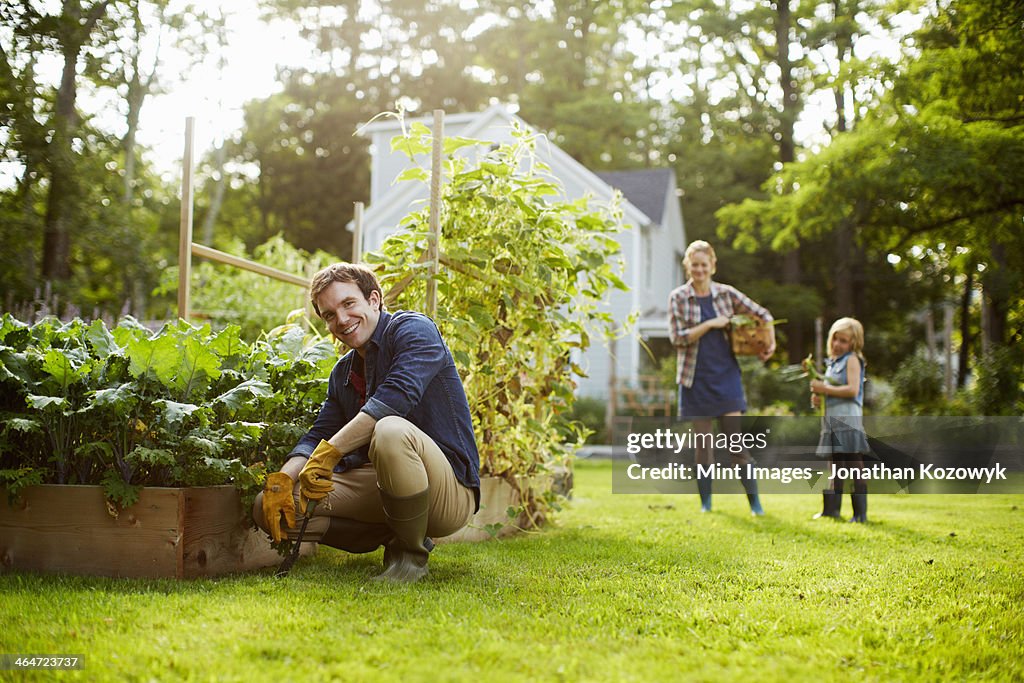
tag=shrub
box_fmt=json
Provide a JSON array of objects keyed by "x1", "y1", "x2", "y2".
[
  {"x1": 972, "y1": 346, "x2": 1024, "y2": 416},
  {"x1": 889, "y1": 353, "x2": 948, "y2": 415},
  {"x1": 740, "y1": 357, "x2": 811, "y2": 415},
  {"x1": 568, "y1": 397, "x2": 608, "y2": 444}
]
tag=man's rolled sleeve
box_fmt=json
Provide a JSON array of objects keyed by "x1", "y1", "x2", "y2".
[
  {"x1": 287, "y1": 441, "x2": 316, "y2": 460},
  {"x1": 362, "y1": 396, "x2": 400, "y2": 421}
]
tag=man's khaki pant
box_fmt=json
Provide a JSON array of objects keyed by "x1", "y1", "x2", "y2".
[{"x1": 253, "y1": 416, "x2": 475, "y2": 542}]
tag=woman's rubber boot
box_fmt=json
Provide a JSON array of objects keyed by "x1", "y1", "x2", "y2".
[
  {"x1": 812, "y1": 491, "x2": 842, "y2": 520},
  {"x1": 849, "y1": 492, "x2": 868, "y2": 523},
  {"x1": 373, "y1": 488, "x2": 432, "y2": 583},
  {"x1": 319, "y1": 518, "x2": 393, "y2": 554},
  {"x1": 697, "y1": 476, "x2": 713, "y2": 513},
  {"x1": 741, "y1": 475, "x2": 765, "y2": 516}
]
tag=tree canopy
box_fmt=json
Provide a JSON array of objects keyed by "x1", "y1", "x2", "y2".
[
  {"x1": 718, "y1": 0, "x2": 1023, "y2": 406},
  {"x1": 1, "y1": 0, "x2": 1020, "y2": 412}
]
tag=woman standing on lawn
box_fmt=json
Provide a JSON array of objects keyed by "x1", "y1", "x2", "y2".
[
  {"x1": 668, "y1": 240, "x2": 775, "y2": 515},
  {"x1": 811, "y1": 317, "x2": 870, "y2": 523}
]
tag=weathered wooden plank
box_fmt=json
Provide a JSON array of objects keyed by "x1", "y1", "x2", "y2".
[
  {"x1": 0, "y1": 486, "x2": 180, "y2": 578},
  {"x1": 180, "y1": 487, "x2": 298, "y2": 578},
  {"x1": 0, "y1": 472, "x2": 567, "y2": 577},
  {"x1": 0, "y1": 485, "x2": 294, "y2": 579}
]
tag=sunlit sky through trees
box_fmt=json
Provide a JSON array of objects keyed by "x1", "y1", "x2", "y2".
[{"x1": 4, "y1": 1, "x2": 922, "y2": 185}]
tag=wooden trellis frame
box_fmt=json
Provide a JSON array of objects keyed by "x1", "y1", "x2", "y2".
[
  {"x1": 177, "y1": 117, "x2": 312, "y2": 321},
  {"x1": 177, "y1": 112, "x2": 446, "y2": 321}
]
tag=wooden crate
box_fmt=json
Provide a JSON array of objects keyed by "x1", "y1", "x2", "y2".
[{"x1": 0, "y1": 485, "x2": 302, "y2": 579}]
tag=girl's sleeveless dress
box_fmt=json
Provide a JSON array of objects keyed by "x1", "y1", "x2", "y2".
[
  {"x1": 816, "y1": 352, "x2": 870, "y2": 455},
  {"x1": 678, "y1": 295, "x2": 747, "y2": 417}
]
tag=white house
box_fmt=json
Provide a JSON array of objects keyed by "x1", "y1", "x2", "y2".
[{"x1": 354, "y1": 104, "x2": 687, "y2": 399}]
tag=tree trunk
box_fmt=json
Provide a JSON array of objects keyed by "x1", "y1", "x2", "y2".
[
  {"x1": 558, "y1": 2, "x2": 589, "y2": 93},
  {"x1": 775, "y1": 0, "x2": 804, "y2": 361},
  {"x1": 123, "y1": 86, "x2": 142, "y2": 205},
  {"x1": 202, "y1": 141, "x2": 229, "y2": 245},
  {"x1": 833, "y1": 85, "x2": 847, "y2": 134},
  {"x1": 831, "y1": 0, "x2": 851, "y2": 135},
  {"x1": 834, "y1": 219, "x2": 855, "y2": 315},
  {"x1": 775, "y1": 0, "x2": 796, "y2": 166},
  {"x1": 957, "y1": 268, "x2": 972, "y2": 389},
  {"x1": 121, "y1": 0, "x2": 154, "y2": 207},
  {"x1": 121, "y1": 1, "x2": 160, "y2": 317},
  {"x1": 41, "y1": 0, "x2": 113, "y2": 282},
  {"x1": 982, "y1": 241, "x2": 1009, "y2": 347},
  {"x1": 257, "y1": 158, "x2": 272, "y2": 242},
  {"x1": 829, "y1": 0, "x2": 857, "y2": 319},
  {"x1": 41, "y1": 45, "x2": 80, "y2": 281},
  {"x1": 122, "y1": 60, "x2": 146, "y2": 317}
]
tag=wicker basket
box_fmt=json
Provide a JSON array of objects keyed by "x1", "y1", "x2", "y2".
[{"x1": 729, "y1": 321, "x2": 772, "y2": 356}]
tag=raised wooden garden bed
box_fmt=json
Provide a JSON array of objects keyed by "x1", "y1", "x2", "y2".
[
  {"x1": 1, "y1": 468, "x2": 572, "y2": 577},
  {"x1": 0, "y1": 485, "x2": 301, "y2": 579}
]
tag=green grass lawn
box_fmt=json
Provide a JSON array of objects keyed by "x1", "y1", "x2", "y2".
[{"x1": 2, "y1": 459, "x2": 1022, "y2": 682}]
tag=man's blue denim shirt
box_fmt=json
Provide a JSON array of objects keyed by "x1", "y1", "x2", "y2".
[{"x1": 288, "y1": 310, "x2": 481, "y2": 510}]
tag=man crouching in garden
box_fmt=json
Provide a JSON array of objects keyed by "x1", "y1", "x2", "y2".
[{"x1": 253, "y1": 263, "x2": 480, "y2": 582}]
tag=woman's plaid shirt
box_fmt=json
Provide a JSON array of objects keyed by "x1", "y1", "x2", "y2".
[{"x1": 668, "y1": 280, "x2": 773, "y2": 388}]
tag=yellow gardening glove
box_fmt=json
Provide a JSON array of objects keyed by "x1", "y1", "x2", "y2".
[
  {"x1": 298, "y1": 439, "x2": 343, "y2": 514},
  {"x1": 262, "y1": 472, "x2": 296, "y2": 543}
]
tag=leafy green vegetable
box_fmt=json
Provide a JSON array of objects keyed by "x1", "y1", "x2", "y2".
[{"x1": 0, "y1": 313, "x2": 333, "y2": 515}]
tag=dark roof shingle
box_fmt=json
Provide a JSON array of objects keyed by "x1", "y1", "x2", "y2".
[{"x1": 595, "y1": 168, "x2": 674, "y2": 225}]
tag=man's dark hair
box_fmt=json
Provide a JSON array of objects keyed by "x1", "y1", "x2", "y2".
[{"x1": 309, "y1": 263, "x2": 383, "y2": 316}]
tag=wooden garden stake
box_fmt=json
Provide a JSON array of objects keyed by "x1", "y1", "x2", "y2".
[
  {"x1": 426, "y1": 109, "x2": 444, "y2": 317},
  {"x1": 352, "y1": 201, "x2": 364, "y2": 264},
  {"x1": 178, "y1": 116, "x2": 195, "y2": 322}
]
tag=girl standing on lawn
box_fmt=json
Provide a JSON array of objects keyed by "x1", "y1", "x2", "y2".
[
  {"x1": 811, "y1": 317, "x2": 870, "y2": 523},
  {"x1": 668, "y1": 240, "x2": 776, "y2": 515}
]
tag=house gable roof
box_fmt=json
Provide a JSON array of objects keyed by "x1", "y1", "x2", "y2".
[
  {"x1": 595, "y1": 169, "x2": 675, "y2": 226},
  {"x1": 354, "y1": 104, "x2": 655, "y2": 233}
]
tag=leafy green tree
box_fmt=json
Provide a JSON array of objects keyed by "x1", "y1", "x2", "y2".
[
  {"x1": 1, "y1": 5, "x2": 51, "y2": 303},
  {"x1": 659, "y1": 1, "x2": 910, "y2": 362},
  {"x1": 227, "y1": 0, "x2": 499, "y2": 257},
  {"x1": 658, "y1": 1, "x2": 805, "y2": 361},
  {"x1": 87, "y1": 1, "x2": 217, "y2": 316},
  {"x1": 31, "y1": 0, "x2": 121, "y2": 281},
  {"x1": 0, "y1": 0, "x2": 215, "y2": 318},
  {"x1": 263, "y1": 0, "x2": 492, "y2": 111},
  {"x1": 474, "y1": 0, "x2": 657, "y2": 168},
  {"x1": 801, "y1": 0, "x2": 914, "y2": 316},
  {"x1": 223, "y1": 81, "x2": 372, "y2": 260},
  {"x1": 717, "y1": 0, "x2": 1024, "y2": 401}
]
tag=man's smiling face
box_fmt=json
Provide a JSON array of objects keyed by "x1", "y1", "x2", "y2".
[{"x1": 316, "y1": 281, "x2": 381, "y2": 354}]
